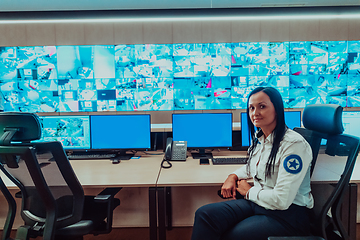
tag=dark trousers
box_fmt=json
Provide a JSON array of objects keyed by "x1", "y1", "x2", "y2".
[{"x1": 191, "y1": 199, "x2": 311, "y2": 240}]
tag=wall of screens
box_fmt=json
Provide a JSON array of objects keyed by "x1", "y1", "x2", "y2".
[
  {"x1": 240, "y1": 111, "x2": 302, "y2": 147},
  {"x1": 0, "y1": 40, "x2": 359, "y2": 113}
]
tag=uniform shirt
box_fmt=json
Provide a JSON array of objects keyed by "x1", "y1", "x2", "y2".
[{"x1": 233, "y1": 129, "x2": 314, "y2": 210}]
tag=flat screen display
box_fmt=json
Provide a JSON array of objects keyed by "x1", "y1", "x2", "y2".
[
  {"x1": 172, "y1": 113, "x2": 232, "y2": 148},
  {"x1": 342, "y1": 111, "x2": 360, "y2": 138},
  {"x1": 241, "y1": 111, "x2": 302, "y2": 147},
  {"x1": 90, "y1": 114, "x2": 151, "y2": 150},
  {"x1": 37, "y1": 115, "x2": 91, "y2": 150}
]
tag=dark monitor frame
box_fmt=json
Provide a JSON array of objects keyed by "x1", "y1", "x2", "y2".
[
  {"x1": 90, "y1": 114, "x2": 151, "y2": 160},
  {"x1": 37, "y1": 115, "x2": 91, "y2": 151},
  {"x1": 172, "y1": 112, "x2": 233, "y2": 159},
  {"x1": 341, "y1": 111, "x2": 360, "y2": 138},
  {"x1": 240, "y1": 111, "x2": 302, "y2": 148}
]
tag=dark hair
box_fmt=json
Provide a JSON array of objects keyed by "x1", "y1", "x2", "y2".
[{"x1": 246, "y1": 87, "x2": 287, "y2": 177}]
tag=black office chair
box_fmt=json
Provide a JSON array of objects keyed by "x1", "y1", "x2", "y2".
[
  {"x1": 0, "y1": 112, "x2": 122, "y2": 240},
  {"x1": 268, "y1": 104, "x2": 360, "y2": 240}
]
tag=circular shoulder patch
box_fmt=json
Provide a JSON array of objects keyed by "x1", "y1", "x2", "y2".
[{"x1": 283, "y1": 154, "x2": 303, "y2": 174}]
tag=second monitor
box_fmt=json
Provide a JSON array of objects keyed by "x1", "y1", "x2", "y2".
[
  {"x1": 172, "y1": 113, "x2": 233, "y2": 159},
  {"x1": 241, "y1": 111, "x2": 302, "y2": 147},
  {"x1": 90, "y1": 114, "x2": 151, "y2": 160}
]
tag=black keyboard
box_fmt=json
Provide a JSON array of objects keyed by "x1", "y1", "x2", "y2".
[
  {"x1": 67, "y1": 153, "x2": 116, "y2": 160},
  {"x1": 212, "y1": 157, "x2": 248, "y2": 165}
]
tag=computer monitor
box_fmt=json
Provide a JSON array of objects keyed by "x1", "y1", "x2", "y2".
[
  {"x1": 90, "y1": 114, "x2": 151, "y2": 159},
  {"x1": 342, "y1": 111, "x2": 360, "y2": 138},
  {"x1": 172, "y1": 113, "x2": 233, "y2": 159},
  {"x1": 241, "y1": 111, "x2": 302, "y2": 147},
  {"x1": 37, "y1": 115, "x2": 91, "y2": 150}
]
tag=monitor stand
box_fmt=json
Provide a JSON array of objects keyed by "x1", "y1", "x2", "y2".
[
  {"x1": 113, "y1": 150, "x2": 135, "y2": 160},
  {"x1": 191, "y1": 148, "x2": 213, "y2": 159}
]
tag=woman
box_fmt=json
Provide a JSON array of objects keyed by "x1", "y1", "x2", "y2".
[{"x1": 191, "y1": 87, "x2": 313, "y2": 240}]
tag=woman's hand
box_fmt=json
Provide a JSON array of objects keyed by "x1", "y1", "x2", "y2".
[
  {"x1": 221, "y1": 174, "x2": 238, "y2": 199},
  {"x1": 237, "y1": 179, "x2": 251, "y2": 197}
]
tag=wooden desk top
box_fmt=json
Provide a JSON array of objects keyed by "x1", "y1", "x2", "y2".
[
  {"x1": 157, "y1": 150, "x2": 248, "y2": 187},
  {"x1": 0, "y1": 151, "x2": 163, "y2": 189},
  {"x1": 70, "y1": 152, "x2": 163, "y2": 188},
  {"x1": 1, "y1": 149, "x2": 360, "y2": 189},
  {"x1": 157, "y1": 150, "x2": 358, "y2": 187}
]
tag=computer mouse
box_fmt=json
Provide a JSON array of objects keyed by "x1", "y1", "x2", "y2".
[{"x1": 112, "y1": 159, "x2": 120, "y2": 164}]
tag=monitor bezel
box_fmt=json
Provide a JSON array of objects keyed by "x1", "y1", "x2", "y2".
[
  {"x1": 172, "y1": 112, "x2": 233, "y2": 158},
  {"x1": 240, "y1": 110, "x2": 302, "y2": 148},
  {"x1": 89, "y1": 114, "x2": 152, "y2": 152},
  {"x1": 341, "y1": 110, "x2": 360, "y2": 138},
  {"x1": 37, "y1": 114, "x2": 91, "y2": 151}
]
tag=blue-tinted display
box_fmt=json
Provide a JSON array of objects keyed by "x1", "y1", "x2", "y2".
[
  {"x1": 90, "y1": 115, "x2": 151, "y2": 150},
  {"x1": 172, "y1": 113, "x2": 232, "y2": 148},
  {"x1": 37, "y1": 115, "x2": 91, "y2": 150},
  {"x1": 241, "y1": 111, "x2": 302, "y2": 147},
  {"x1": 1, "y1": 40, "x2": 359, "y2": 113},
  {"x1": 342, "y1": 111, "x2": 360, "y2": 138}
]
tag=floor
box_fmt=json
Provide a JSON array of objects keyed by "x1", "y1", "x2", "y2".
[
  {"x1": 2, "y1": 225, "x2": 360, "y2": 240},
  {"x1": 1, "y1": 227, "x2": 193, "y2": 240}
]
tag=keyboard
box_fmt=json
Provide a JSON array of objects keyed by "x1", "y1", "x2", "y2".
[
  {"x1": 212, "y1": 157, "x2": 248, "y2": 165},
  {"x1": 67, "y1": 153, "x2": 117, "y2": 160}
]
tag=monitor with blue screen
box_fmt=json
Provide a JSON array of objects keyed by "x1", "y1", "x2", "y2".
[
  {"x1": 172, "y1": 113, "x2": 232, "y2": 159},
  {"x1": 90, "y1": 114, "x2": 151, "y2": 159},
  {"x1": 342, "y1": 111, "x2": 360, "y2": 138},
  {"x1": 37, "y1": 115, "x2": 91, "y2": 150},
  {"x1": 241, "y1": 111, "x2": 302, "y2": 147}
]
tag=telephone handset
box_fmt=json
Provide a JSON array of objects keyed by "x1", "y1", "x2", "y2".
[
  {"x1": 165, "y1": 137, "x2": 187, "y2": 161},
  {"x1": 162, "y1": 137, "x2": 187, "y2": 169}
]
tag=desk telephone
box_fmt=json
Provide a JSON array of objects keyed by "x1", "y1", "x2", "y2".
[{"x1": 165, "y1": 137, "x2": 187, "y2": 161}]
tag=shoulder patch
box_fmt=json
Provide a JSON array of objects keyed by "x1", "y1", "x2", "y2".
[{"x1": 283, "y1": 154, "x2": 303, "y2": 174}]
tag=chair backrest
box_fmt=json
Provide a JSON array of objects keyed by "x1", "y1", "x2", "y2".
[
  {"x1": 293, "y1": 104, "x2": 344, "y2": 177},
  {"x1": 293, "y1": 104, "x2": 360, "y2": 240},
  {"x1": 0, "y1": 112, "x2": 85, "y2": 240}
]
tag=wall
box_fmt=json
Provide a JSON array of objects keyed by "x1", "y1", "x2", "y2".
[
  {"x1": 0, "y1": 18, "x2": 360, "y2": 47},
  {"x1": 1, "y1": 17, "x2": 359, "y2": 124}
]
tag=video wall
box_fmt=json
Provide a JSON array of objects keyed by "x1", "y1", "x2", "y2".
[{"x1": 0, "y1": 40, "x2": 359, "y2": 113}]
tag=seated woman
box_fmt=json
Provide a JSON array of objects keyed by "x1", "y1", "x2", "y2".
[{"x1": 191, "y1": 86, "x2": 314, "y2": 240}]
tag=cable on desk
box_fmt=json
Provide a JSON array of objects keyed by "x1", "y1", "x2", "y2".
[{"x1": 161, "y1": 158, "x2": 172, "y2": 169}]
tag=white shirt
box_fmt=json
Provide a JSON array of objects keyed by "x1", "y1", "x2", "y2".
[{"x1": 233, "y1": 129, "x2": 314, "y2": 210}]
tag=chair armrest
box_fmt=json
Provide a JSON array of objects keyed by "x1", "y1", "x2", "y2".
[
  {"x1": 15, "y1": 191, "x2": 22, "y2": 198},
  {"x1": 91, "y1": 187, "x2": 122, "y2": 234},
  {"x1": 94, "y1": 187, "x2": 122, "y2": 203}
]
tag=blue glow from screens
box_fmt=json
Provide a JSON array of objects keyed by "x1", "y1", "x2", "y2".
[
  {"x1": 1, "y1": 40, "x2": 360, "y2": 113},
  {"x1": 37, "y1": 115, "x2": 91, "y2": 150},
  {"x1": 241, "y1": 111, "x2": 301, "y2": 147},
  {"x1": 342, "y1": 111, "x2": 360, "y2": 138},
  {"x1": 172, "y1": 113, "x2": 232, "y2": 148},
  {"x1": 90, "y1": 115, "x2": 151, "y2": 150}
]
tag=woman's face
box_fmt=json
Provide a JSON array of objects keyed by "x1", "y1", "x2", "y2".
[{"x1": 248, "y1": 91, "x2": 277, "y2": 136}]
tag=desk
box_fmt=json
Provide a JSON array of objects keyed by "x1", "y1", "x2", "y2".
[
  {"x1": 0, "y1": 152, "x2": 163, "y2": 240},
  {"x1": 157, "y1": 151, "x2": 358, "y2": 240},
  {"x1": 71, "y1": 153, "x2": 163, "y2": 240},
  {"x1": 156, "y1": 151, "x2": 248, "y2": 240},
  {"x1": 0, "y1": 150, "x2": 358, "y2": 240}
]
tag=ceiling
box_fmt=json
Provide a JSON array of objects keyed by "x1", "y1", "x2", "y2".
[{"x1": 1, "y1": 0, "x2": 359, "y2": 12}]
